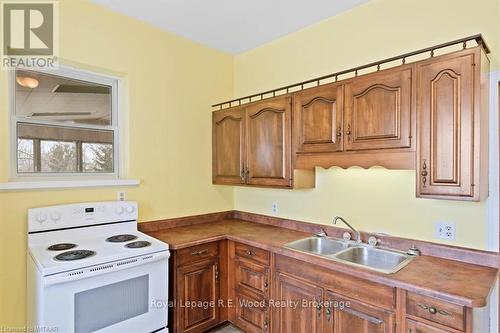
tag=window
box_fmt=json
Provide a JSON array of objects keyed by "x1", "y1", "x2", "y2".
[{"x1": 11, "y1": 67, "x2": 119, "y2": 179}]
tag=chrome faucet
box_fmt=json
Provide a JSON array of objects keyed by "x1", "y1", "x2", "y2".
[{"x1": 333, "y1": 216, "x2": 361, "y2": 243}]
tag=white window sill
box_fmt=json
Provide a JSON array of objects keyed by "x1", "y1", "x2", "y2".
[{"x1": 0, "y1": 179, "x2": 140, "y2": 191}]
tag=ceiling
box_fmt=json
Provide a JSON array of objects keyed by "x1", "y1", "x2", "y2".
[{"x1": 91, "y1": 0, "x2": 368, "y2": 54}]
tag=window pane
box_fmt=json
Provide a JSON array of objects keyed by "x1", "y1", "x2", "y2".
[
  {"x1": 15, "y1": 69, "x2": 112, "y2": 126},
  {"x1": 17, "y1": 123, "x2": 114, "y2": 174},
  {"x1": 17, "y1": 139, "x2": 34, "y2": 173},
  {"x1": 82, "y1": 143, "x2": 114, "y2": 173},
  {"x1": 41, "y1": 140, "x2": 77, "y2": 173}
]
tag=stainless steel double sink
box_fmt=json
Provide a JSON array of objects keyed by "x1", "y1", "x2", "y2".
[{"x1": 284, "y1": 236, "x2": 414, "y2": 274}]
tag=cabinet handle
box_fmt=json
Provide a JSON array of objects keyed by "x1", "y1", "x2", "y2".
[
  {"x1": 345, "y1": 124, "x2": 351, "y2": 143},
  {"x1": 215, "y1": 265, "x2": 219, "y2": 281},
  {"x1": 246, "y1": 250, "x2": 255, "y2": 256},
  {"x1": 315, "y1": 300, "x2": 322, "y2": 318},
  {"x1": 438, "y1": 309, "x2": 452, "y2": 316},
  {"x1": 240, "y1": 167, "x2": 245, "y2": 181},
  {"x1": 336, "y1": 126, "x2": 342, "y2": 137},
  {"x1": 245, "y1": 168, "x2": 250, "y2": 182},
  {"x1": 345, "y1": 124, "x2": 351, "y2": 136},
  {"x1": 417, "y1": 303, "x2": 451, "y2": 316},
  {"x1": 264, "y1": 281, "x2": 269, "y2": 289},
  {"x1": 325, "y1": 306, "x2": 332, "y2": 322},
  {"x1": 263, "y1": 319, "x2": 269, "y2": 332},
  {"x1": 421, "y1": 160, "x2": 428, "y2": 187},
  {"x1": 191, "y1": 249, "x2": 208, "y2": 256}
]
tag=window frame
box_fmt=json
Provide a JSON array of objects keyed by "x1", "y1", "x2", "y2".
[{"x1": 9, "y1": 65, "x2": 121, "y2": 180}]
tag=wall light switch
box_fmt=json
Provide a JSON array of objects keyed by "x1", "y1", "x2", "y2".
[{"x1": 435, "y1": 222, "x2": 456, "y2": 240}]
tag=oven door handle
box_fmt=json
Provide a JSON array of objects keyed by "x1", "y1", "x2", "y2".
[{"x1": 42, "y1": 251, "x2": 170, "y2": 287}]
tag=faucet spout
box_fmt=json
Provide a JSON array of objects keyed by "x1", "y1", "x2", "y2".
[{"x1": 333, "y1": 216, "x2": 361, "y2": 243}]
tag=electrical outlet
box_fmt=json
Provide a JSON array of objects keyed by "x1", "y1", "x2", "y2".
[
  {"x1": 117, "y1": 191, "x2": 126, "y2": 201},
  {"x1": 435, "y1": 222, "x2": 456, "y2": 240},
  {"x1": 271, "y1": 203, "x2": 278, "y2": 215}
]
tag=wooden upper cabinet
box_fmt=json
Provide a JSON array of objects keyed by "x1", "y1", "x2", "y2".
[
  {"x1": 293, "y1": 83, "x2": 344, "y2": 153},
  {"x1": 344, "y1": 65, "x2": 413, "y2": 151},
  {"x1": 246, "y1": 95, "x2": 292, "y2": 187},
  {"x1": 416, "y1": 47, "x2": 488, "y2": 200},
  {"x1": 212, "y1": 107, "x2": 246, "y2": 185}
]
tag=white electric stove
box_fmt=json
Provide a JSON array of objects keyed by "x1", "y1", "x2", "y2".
[{"x1": 27, "y1": 201, "x2": 170, "y2": 333}]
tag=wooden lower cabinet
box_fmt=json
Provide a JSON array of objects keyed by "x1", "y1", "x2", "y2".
[
  {"x1": 171, "y1": 242, "x2": 221, "y2": 333},
  {"x1": 326, "y1": 292, "x2": 395, "y2": 333},
  {"x1": 273, "y1": 272, "x2": 323, "y2": 333},
  {"x1": 406, "y1": 319, "x2": 450, "y2": 333},
  {"x1": 234, "y1": 288, "x2": 270, "y2": 333},
  {"x1": 175, "y1": 257, "x2": 220, "y2": 333},
  {"x1": 169, "y1": 243, "x2": 479, "y2": 333}
]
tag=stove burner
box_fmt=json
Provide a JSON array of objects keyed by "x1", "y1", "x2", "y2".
[
  {"x1": 106, "y1": 234, "x2": 138, "y2": 243},
  {"x1": 47, "y1": 243, "x2": 77, "y2": 251},
  {"x1": 54, "y1": 250, "x2": 96, "y2": 261},
  {"x1": 125, "y1": 241, "x2": 151, "y2": 249}
]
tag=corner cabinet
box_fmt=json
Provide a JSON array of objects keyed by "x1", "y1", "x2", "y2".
[{"x1": 416, "y1": 47, "x2": 489, "y2": 201}]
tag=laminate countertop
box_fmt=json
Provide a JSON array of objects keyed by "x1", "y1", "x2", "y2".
[{"x1": 145, "y1": 219, "x2": 498, "y2": 308}]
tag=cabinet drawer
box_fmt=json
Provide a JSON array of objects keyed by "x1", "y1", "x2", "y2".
[
  {"x1": 406, "y1": 319, "x2": 450, "y2": 333},
  {"x1": 406, "y1": 292, "x2": 465, "y2": 331},
  {"x1": 235, "y1": 243, "x2": 270, "y2": 265},
  {"x1": 235, "y1": 258, "x2": 270, "y2": 298},
  {"x1": 176, "y1": 242, "x2": 219, "y2": 266},
  {"x1": 234, "y1": 289, "x2": 270, "y2": 333}
]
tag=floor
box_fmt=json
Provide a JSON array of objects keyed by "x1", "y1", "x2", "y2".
[{"x1": 209, "y1": 323, "x2": 244, "y2": 333}]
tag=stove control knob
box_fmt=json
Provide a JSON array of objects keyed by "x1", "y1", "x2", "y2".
[
  {"x1": 126, "y1": 205, "x2": 135, "y2": 214},
  {"x1": 36, "y1": 213, "x2": 47, "y2": 223},
  {"x1": 50, "y1": 212, "x2": 62, "y2": 222},
  {"x1": 115, "y1": 206, "x2": 124, "y2": 215}
]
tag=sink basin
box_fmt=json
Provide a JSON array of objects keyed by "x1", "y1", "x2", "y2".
[
  {"x1": 285, "y1": 237, "x2": 352, "y2": 255},
  {"x1": 335, "y1": 246, "x2": 413, "y2": 274},
  {"x1": 284, "y1": 236, "x2": 415, "y2": 274}
]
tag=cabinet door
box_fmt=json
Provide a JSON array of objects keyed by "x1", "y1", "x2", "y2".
[
  {"x1": 235, "y1": 258, "x2": 270, "y2": 298},
  {"x1": 212, "y1": 107, "x2": 246, "y2": 185},
  {"x1": 234, "y1": 288, "x2": 270, "y2": 333},
  {"x1": 416, "y1": 50, "x2": 477, "y2": 198},
  {"x1": 273, "y1": 272, "x2": 323, "y2": 333},
  {"x1": 344, "y1": 66, "x2": 413, "y2": 151},
  {"x1": 406, "y1": 319, "x2": 450, "y2": 333},
  {"x1": 176, "y1": 258, "x2": 220, "y2": 333},
  {"x1": 326, "y1": 292, "x2": 395, "y2": 333},
  {"x1": 246, "y1": 95, "x2": 292, "y2": 187},
  {"x1": 293, "y1": 83, "x2": 344, "y2": 153}
]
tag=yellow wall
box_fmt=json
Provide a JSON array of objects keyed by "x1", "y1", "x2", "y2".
[
  {"x1": 233, "y1": 0, "x2": 499, "y2": 249},
  {"x1": 0, "y1": 0, "x2": 234, "y2": 327}
]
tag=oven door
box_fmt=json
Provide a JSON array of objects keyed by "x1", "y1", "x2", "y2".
[{"x1": 41, "y1": 254, "x2": 168, "y2": 333}]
